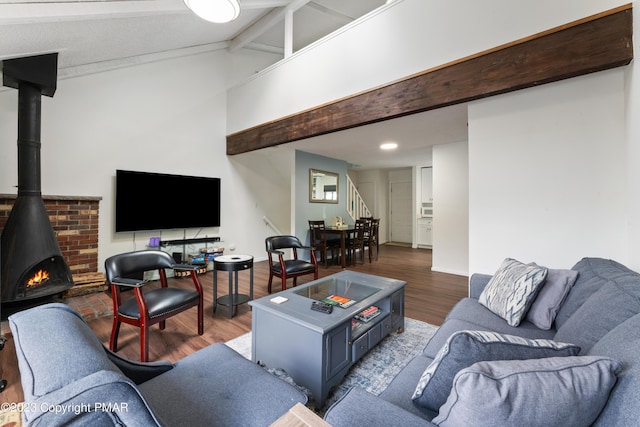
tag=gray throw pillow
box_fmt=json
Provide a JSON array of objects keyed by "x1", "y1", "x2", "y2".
[
  {"x1": 411, "y1": 330, "x2": 580, "y2": 411},
  {"x1": 432, "y1": 356, "x2": 622, "y2": 427},
  {"x1": 525, "y1": 267, "x2": 579, "y2": 330},
  {"x1": 479, "y1": 258, "x2": 548, "y2": 327}
]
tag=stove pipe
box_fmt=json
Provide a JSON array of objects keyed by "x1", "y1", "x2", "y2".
[{"x1": 18, "y1": 82, "x2": 43, "y2": 197}]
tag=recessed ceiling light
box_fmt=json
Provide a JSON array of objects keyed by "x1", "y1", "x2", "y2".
[{"x1": 380, "y1": 142, "x2": 398, "y2": 150}]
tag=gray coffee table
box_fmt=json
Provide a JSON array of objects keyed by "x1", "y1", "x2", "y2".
[{"x1": 249, "y1": 270, "x2": 405, "y2": 407}]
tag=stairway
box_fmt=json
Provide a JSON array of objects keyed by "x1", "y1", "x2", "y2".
[{"x1": 346, "y1": 174, "x2": 371, "y2": 220}]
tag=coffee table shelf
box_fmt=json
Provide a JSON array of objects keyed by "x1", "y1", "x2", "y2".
[{"x1": 249, "y1": 271, "x2": 405, "y2": 407}]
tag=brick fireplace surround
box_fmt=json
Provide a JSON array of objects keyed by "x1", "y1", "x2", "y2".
[
  {"x1": 0, "y1": 194, "x2": 101, "y2": 279},
  {"x1": 0, "y1": 194, "x2": 110, "y2": 319}
]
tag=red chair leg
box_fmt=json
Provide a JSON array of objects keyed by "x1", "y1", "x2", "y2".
[
  {"x1": 110, "y1": 318, "x2": 120, "y2": 352},
  {"x1": 140, "y1": 323, "x2": 149, "y2": 362},
  {"x1": 281, "y1": 276, "x2": 287, "y2": 291},
  {"x1": 268, "y1": 274, "x2": 273, "y2": 294}
]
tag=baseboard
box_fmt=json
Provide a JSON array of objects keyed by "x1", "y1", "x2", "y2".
[{"x1": 430, "y1": 265, "x2": 469, "y2": 277}]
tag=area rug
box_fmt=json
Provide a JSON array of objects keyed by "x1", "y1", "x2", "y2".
[{"x1": 226, "y1": 317, "x2": 437, "y2": 412}]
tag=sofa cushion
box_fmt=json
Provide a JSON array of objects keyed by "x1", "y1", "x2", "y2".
[
  {"x1": 432, "y1": 356, "x2": 622, "y2": 427},
  {"x1": 525, "y1": 267, "x2": 579, "y2": 330},
  {"x1": 478, "y1": 258, "x2": 548, "y2": 327},
  {"x1": 324, "y1": 387, "x2": 433, "y2": 427},
  {"x1": 378, "y1": 353, "x2": 438, "y2": 420},
  {"x1": 555, "y1": 258, "x2": 638, "y2": 328},
  {"x1": 588, "y1": 313, "x2": 640, "y2": 426},
  {"x1": 9, "y1": 303, "x2": 162, "y2": 426},
  {"x1": 9, "y1": 303, "x2": 121, "y2": 399},
  {"x1": 412, "y1": 330, "x2": 579, "y2": 411},
  {"x1": 554, "y1": 275, "x2": 640, "y2": 354},
  {"x1": 139, "y1": 343, "x2": 307, "y2": 426},
  {"x1": 426, "y1": 300, "x2": 556, "y2": 359}
]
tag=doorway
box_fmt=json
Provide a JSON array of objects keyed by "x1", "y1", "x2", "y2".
[{"x1": 389, "y1": 181, "x2": 412, "y2": 243}]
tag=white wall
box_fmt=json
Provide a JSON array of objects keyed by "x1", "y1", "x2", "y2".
[
  {"x1": 0, "y1": 49, "x2": 285, "y2": 269},
  {"x1": 228, "y1": 149, "x2": 295, "y2": 242},
  {"x1": 468, "y1": 69, "x2": 627, "y2": 274},
  {"x1": 626, "y1": 4, "x2": 640, "y2": 269},
  {"x1": 226, "y1": 0, "x2": 632, "y2": 277},
  {"x1": 294, "y1": 151, "x2": 350, "y2": 245},
  {"x1": 227, "y1": 0, "x2": 627, "y2": 133},
  {"x1": 432, "y1": 141, "x2": 469, "y2": 275},
  {"x1": 3, "y1": 0, "x2": 635, "y2": 277}
]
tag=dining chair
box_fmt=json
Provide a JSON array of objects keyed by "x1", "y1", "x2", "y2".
[
  {"x1": 265, "y1": 235, "x2": 318, "y2": 293},
  {"x1": 104, "y1": 250, "x2": 204, "y2": 362},
  {"x1": 365, "y1": 218, "x2": 380, "y2": 262},
  {"x1": 349, "y1": 219, "x2": 368, "y2": 265},
  {"x1": 308, "y1": 220, "x2": 341, "y2": 267}
]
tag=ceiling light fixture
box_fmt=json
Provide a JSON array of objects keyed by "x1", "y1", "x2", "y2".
[
  {"x1": 380, "y1": 142, "x2": 398, "y2": 150},
  {"x1": 184, "y1": 0, "x2": 240, "y2": 23}
]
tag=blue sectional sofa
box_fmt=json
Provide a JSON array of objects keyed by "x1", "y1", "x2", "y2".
[
  {"x1": 9, "y1": 303, "x2": 306, "y2": 426},
  {"x1": 324, "y1": 257, "x2": 640, "y2": 426}
]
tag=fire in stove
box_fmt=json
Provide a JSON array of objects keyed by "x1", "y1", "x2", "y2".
[{"x1": 27, "y1": 269, "x2": 50, "y2": 287}]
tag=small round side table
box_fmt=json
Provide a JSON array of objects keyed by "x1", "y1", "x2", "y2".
[{"x1": 213, "y1": 254, "x2": 253, "y2": 318}]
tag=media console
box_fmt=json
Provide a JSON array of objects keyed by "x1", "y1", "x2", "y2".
[
  {"x1": 159, "y1": 236, "x2": 221, "y2": 247},
  {"x1": 249, "y1": 271, "x2": 405, "y2": 407},
  {"x1": 159, "y1": 237, "x2": 222, "y2": 267}
]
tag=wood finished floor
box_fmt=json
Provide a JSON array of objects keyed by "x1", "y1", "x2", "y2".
[{"x1": 0, "y1": 245, "x2": 468, "y2": 403}]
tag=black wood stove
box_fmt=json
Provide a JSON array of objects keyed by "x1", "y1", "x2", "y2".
[{"x1": 1, "y1": 54, "x2": 73, "y2": 306}]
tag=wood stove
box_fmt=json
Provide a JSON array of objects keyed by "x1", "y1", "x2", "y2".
[{"x1": 0, "y1": 53, "x2": 74, "y2": 305}]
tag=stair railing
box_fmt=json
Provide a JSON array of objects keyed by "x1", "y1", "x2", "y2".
[{"x1": 346, "y1": 174, "x2": 371, "y2": 221}]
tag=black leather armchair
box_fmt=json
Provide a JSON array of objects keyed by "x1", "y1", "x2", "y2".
[
  {"x1": 265, "y1": 235, "x2": 318, "y2": 293},
  {"x1": 105, "y1": 250, "x2": 203, "y2": 362}
]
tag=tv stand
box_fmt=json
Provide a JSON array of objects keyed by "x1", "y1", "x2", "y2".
[
  {"x1": 160, "y1": 237, "x2": 221, "y2": 247},
  {"x1": 159, "y1": 237, "x2": 222, "y2": 266}
]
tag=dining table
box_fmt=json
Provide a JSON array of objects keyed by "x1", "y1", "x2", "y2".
[{"x1": 325, "y1": 225, "x2": 355, "y2": 268}]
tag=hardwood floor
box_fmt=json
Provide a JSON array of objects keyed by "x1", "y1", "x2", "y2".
[{"x1": 0, "y1": 245, "x2": 468, "y2": 404}]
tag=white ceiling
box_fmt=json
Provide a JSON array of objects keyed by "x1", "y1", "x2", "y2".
[
  {"x1": 0, "y1": 0, "x2": 469, "y2": 169},
  {"x1": 0, "y1": 0, "x2": 388, "y2": 70},
  {"x1": 285, "y1": 103, "x2": 468, "y2": 170}
]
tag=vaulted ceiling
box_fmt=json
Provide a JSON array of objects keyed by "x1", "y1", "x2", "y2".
[
  {"x1": 1, "y1": 0, "x2": 459, "y2": 170},
  {"x1": 0, "y1": 0, "x2": 388, "y2": 75},
  {"x1": 3, "y1": 2, "x2": 632, "y2": 171}
]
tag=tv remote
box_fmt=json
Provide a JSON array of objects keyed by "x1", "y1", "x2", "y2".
[{"x1": 311, "y1": 301, "x2": 333, "y2": 314}]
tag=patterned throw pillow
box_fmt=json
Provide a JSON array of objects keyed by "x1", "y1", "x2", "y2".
[
  {"x1": 432, "y1": 356, "x2": 622, "y2": 427},
  {"x1": 411, "y1": 330, "x2": 580, "y2": 411},
  {"x1": 479, "y1": 258, "x2": 548, "y2": 326}
]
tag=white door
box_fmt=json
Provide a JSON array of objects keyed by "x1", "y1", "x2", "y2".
[{"x1": 389, "y1": 181, "x2": 412, "y2": 243}]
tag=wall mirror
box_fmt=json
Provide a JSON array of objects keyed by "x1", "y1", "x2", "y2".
[{"x1": 309, "y1": 169, "x2": 339, "y2": 203}]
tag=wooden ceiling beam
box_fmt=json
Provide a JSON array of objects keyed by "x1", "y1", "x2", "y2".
[{"x1": 227, "y1": 5, "x2": 633, "y2": 155}]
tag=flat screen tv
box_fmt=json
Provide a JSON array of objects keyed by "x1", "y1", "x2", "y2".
[{"x1": 115, "y1": 169, "x2": 221, "y2": 232}]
